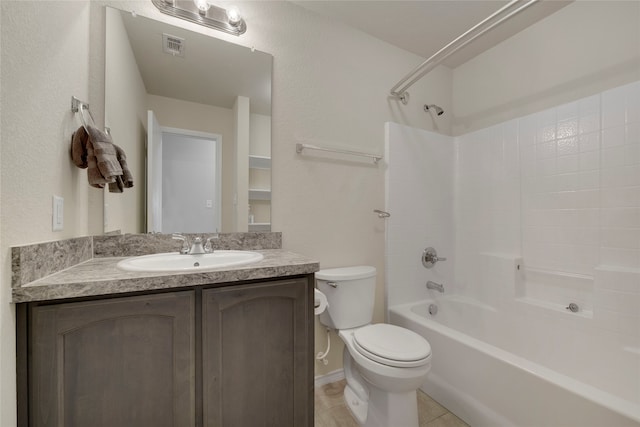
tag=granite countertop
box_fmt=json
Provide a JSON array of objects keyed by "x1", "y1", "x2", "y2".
[{"x1": 13, "y1": 249, "x2": 320, "y2": 303}]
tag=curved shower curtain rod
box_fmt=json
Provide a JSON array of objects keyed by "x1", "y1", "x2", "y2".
[{"x1": 390, "y1": 0, "x2": 539, "y2": 104}]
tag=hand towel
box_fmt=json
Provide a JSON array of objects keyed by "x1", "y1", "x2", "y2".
[
  {"x1": 108, "y1": 176, "x2": 124, "y2": 193},
  {"x1": 71, "y1": 127, "x2": 88, "y2": 168},
  {"x1": 71, "y1": 126, "x2": 134, "y2": 192},
  {"x1": 85, "y1": 126, "x2": 122, "y2": 183},
  {"x1": 71, "y1": 126, "x2": 110, "y2": 188},
  {"x1": 115, "y1": 144, "x2": 133, "y2": 188},
  {"x1": 108, "y1": 144, "x2": 133, "y2": 193}
]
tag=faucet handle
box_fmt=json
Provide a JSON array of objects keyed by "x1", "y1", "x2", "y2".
[
  {"x1": 172, "y1": 233, "x2": 190, "y2": 254},
  {"x1": 422, "y1": 247, "x2": 447, "y2": 268},
  {"x1": 204, "y1": 232, "x2": 219, "y2": 253}
]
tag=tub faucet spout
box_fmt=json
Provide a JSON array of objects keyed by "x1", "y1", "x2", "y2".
[{"x1": 426, "y1": 280, "x2": 444, "y2": 293}]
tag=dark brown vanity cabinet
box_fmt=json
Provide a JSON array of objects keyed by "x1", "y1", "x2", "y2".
[
  {"x1": 21, "y1": 276, "x2": 313, "y2": 427},
  {"x1": 27, "y1": 291, "x2": 196, "y2": 427},
  {"x1": 202, "y1": 278, "x2": 311, "y2": 426}
]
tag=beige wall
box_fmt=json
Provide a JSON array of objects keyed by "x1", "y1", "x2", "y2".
[
  {"x1": 104, "y1": 6, "x2": 147, "y2": 234},
  {"x1": 1, "y1": 3, "x2": 94, "y2": 423},
  {"x1": 452, "y1": 0, "x2": 640, "y2": 135},
  {"x1": 250, "y1": 113, "x2": 271, "y2": 158}
]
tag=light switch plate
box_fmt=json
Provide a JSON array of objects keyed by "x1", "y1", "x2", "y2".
[{"x1": 52, "y1": 195, "x2": 63, "y2": 231}]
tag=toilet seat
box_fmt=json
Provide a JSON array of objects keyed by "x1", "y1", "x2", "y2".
[{"x1": 352, "y1": 324, "x2": 431, "y2": 368}]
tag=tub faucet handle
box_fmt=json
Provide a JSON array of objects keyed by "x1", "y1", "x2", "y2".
[{"x1": 422, "y1": 247, "x2": 447, "y2": 268}]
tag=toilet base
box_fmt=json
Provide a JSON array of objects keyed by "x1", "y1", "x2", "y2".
[
  {"x1": 363, "y1": 387, "x2": 419, "y2": 427},
  {"x1": 344, "y1": 383, "x2": 368, "y2": 425}
]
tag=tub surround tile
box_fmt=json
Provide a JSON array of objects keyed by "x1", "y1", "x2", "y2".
[
  {"x1": 11, "y1": 237, "x2": 92, "y2": 288},
  {"x1": 11, "y1": 232, "x2": 318, "y2": 303}
]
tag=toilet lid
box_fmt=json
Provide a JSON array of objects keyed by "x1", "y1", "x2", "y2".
[{"x1": 353, "y1": 324, "x2": 431, "y2": 368}]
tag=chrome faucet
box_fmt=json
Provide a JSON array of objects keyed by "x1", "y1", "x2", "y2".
[
  {"x1": 189, "y1": 237, "x2": 206, "y2": 254},
  {"x1": 426, "y1": 281, "x2": 444, "y2": 293},
  {"x1": 172, "y1": 233, "x2": 219, "y2": 255}
]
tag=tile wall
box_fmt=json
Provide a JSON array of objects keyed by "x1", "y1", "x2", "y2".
[
  {"x1": 385, "y1": 123, "x2": 455, "y2": 308},
  {"x1": 387, "y1": 80, "x2": 640, "y2": 352},
  {"x1": 454, "y1": 81, "x2": 639, "y2": 307}
]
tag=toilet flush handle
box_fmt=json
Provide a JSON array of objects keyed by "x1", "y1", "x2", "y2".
[{"x1": 327, "y1": 282, "x2": 338, "y2": 288}]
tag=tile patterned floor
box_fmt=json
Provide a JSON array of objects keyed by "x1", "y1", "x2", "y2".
[{"x1": 315, "y1": 380, "x2": 469, "y2": 427}]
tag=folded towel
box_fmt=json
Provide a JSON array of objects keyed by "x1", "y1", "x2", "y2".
[
  {"x1": 116, "y1": 144, "x2": 133, "y2": 188},
  {"x1": 85, "y1": 126, "x2": 122, "y2": 183},
  {"x1": 71, "y1": 126, "x2": 110, "y2": 188},
  {"x1": 71, "y1": 126, "x2": 134, "y2": 192},
  {"x1": 108, "y1": 144, "x2": 133, "y2": 193},
  {"x1": 71, "y1": 127, "x2": 89, "y2": 168},
  {"x1": 108, "y1": 176, "x2": 124, "y2": 193}
]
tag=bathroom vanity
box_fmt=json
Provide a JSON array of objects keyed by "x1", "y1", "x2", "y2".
[{"x1": 13, "y1": 233, "x2": 319, "y2": 427}]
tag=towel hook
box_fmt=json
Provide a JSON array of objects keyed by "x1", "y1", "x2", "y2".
[
  {"x1": 71, "y1": 96, "x2": 96, "y2": 131},
  {"x1": 374, "y1": 209, "x2": 390, "y2": 218}
]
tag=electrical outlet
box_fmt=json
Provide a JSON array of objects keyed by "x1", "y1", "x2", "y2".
[{"x1": 52, "y1": 196, "x2": 64, "y2": 231}]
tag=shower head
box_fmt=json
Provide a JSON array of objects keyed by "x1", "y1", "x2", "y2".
[{"x1": 424, "y1": 104, "x2": 444, "y2": 116}]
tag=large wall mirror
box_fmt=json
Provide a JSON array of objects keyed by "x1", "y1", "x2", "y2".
[{"x1": 104, "y1": 7, "x2": 272, "y2": 234}]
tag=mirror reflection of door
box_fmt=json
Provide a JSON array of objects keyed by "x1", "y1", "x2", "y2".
[{"x1": 147, "y1": 110, "x2": 222, "y2": 233}]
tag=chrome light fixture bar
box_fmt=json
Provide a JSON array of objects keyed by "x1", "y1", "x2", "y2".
[{"x1": 151, "y1": 0, "x2": 247, "y2": 36}]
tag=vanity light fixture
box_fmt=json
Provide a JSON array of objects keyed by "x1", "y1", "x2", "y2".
[{"x1": 151, "y1": 0, "x2": 247, "y2": 36}]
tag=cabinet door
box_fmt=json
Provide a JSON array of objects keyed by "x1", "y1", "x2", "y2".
[
  {"x1": 202, "y1": 278, "x2": 312, "y2": 427},
  {"x1": 30, "y1": 292, "x2": 195, "y2": 427}
]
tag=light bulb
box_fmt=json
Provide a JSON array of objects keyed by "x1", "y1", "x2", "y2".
[
  {"x1": 193, "y1": 0, "x2": 211, "y2": 13},
  {"x1": 226, "y1": 6, "x2": 242, "y2": 26}
]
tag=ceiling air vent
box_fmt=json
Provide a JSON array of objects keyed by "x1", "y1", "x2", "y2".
[{"x1": 162, "y1": 33, "x2": 185, "y2": 57}]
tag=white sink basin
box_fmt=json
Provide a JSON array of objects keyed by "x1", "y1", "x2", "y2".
[{"x1": 117, "y1": 250, "x2": 264, "y2": 273}]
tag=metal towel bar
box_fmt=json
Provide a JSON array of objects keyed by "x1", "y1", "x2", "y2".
[
  {"x1": 295, "y1": 143, "x2": 382, "y2": 164},
  {"x1": 390, "y1": 0, "x2": 539, "y2": 103},
  {"x1": 71, "y1": 96, "x2": 96, "y2": 131}
]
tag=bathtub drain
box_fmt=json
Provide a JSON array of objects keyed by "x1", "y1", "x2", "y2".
[{"x1": 428, "y1": 304, "x2": 438, "y2": 315}]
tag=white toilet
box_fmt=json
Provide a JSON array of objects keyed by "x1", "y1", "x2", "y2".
[{"x1": 316, "y1": 266, "x2": 432, "y2": 427}]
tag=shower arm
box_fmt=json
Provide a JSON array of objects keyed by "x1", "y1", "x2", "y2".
[{"x1": 390, "y1": 0, "x2": 539, "y2": 103}]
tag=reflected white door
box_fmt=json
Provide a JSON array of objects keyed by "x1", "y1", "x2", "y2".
[
  {"x1": 147, "y1": 110, "x2": 163, "y2": 233},
  {"x1": 147, "y1": 110, "x2": 222, "y2": 233}
]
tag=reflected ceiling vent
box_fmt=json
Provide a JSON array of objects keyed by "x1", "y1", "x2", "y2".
[{"x1": 162, "y1": 33, "x2": 185, "y2": 57}]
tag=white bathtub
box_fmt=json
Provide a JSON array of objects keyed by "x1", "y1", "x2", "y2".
[{"x1": 389, "y1": 297, "x2": 640, "y2": 427}]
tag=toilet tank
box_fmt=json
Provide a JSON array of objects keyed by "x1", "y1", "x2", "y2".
[{"x1": 316, "y1": 266, "x2": 376, "y2": 330}]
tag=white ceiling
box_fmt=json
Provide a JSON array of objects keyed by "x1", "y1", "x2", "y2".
[
  {"x1": 117, "y1": 2, "x2": 571, "y2": 114},
  {"x1": 119, "y1": 9, "x2": 273, "y2": 114},
  {"x1": 293, "y1": 1, "x2": 571, "y2": 68}
]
